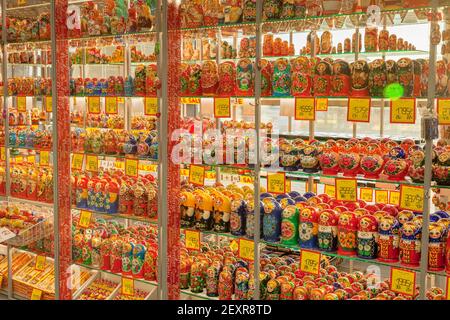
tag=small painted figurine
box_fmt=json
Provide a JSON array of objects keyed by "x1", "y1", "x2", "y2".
[
  {"x1": 399, "y1": 221, "x2": 421, "y2": 267},
  {"x1": 234, "y1": 270, "x2": 250, "y2": 300},
  {"x1": 337, "y1": 211, "x2": 358, "y2": 256},
  {"x1": 194, "y1": 191, "x2": 213, "y2": 231},
  {"x1": 272, "y1": 58, "x2": 291, "y2": 97},
  {"x1": 262, "y1": 197, "x2": 283, "y2": 242},
  {"x1": 281, "y1": 205, "x2": 299, "y2": 246},
  {"x1": 291, "y1": 56, "x2": 313, "y2": 97},
  {"x1": 298, "y1": 207, "x2": 319, "y2": 249},
  {"x1": 331, "y1": 60, "x2": 351, "y2": 96},
  {"x1": 318, "y1": 209, "x2": 339, "y2": 252},
  {"x1": 230, "y1": 198, "x2": 247, "y2": 236},
  {"x1": 313, "y1": 60, "x2": 332, "y2": 97},
  {"x1": 190, "y1": 261, "x2": 205, "y2": 293},
  {"x1": 205, "y1": 262, "x2": 221, "y2": 297},
  {"x1": 236, "y1": 58, "x2": 254, "y2": 96},
  {"x1": 357, "y1": 215, "x2": 378, "y2": 259},
  {"x1": 369, "y1": 59, "x2": 387, "y2": 97},
  {"x1": 181, "y1": 191, "x2": 196, "y2": 228},
  {"x1": 428, "y1": 222, "x2": 446, "y2": 271},
  {"x1": 218, "y1": 268, "x2": 233, "y2": 300},
  {"x1": 351, "y1": 60, "x2": 370, "y2": 97},
  {"x1": 397, "y1": 58, "x2": 414, "y2": 97}
]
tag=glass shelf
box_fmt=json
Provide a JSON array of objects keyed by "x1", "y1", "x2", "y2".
[
  {"x1": 67, "y1": 30, "x2": 157, "y2": 42},
  {"x1": 71, "y1": 62, "x2": 156, "y2": 67},
  {"x1": 72, "y1": 207, "x2": 158, "y2": 225},
  {"x1": 180, "y1": 21, "x2": 256, "y2": 32},
  {"x1": 180, "y1": 227, "x2": 241, "y2": 241},
  {"x1": 180, "y1": 289, "x2": 218, "y2": 300},
  {"x1": 0, "y1": 196, "x2": 53, "y2": 208}
]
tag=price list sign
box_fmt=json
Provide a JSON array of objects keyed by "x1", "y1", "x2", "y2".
[
  {"x1": 105, "y1": 97, "x2": 118, "y2": 114},
  {"x1": 299, "y1": 250, "x2": 321, "y2": 275},
  {"x1": 78, "y1": 211, "x2": 92, "y2": 229},
  {"x1": 359, "y1": 188, "x2": 373, "y2": 202},
  {"x1": 86, "y1": 155, "x2": 98, "y2": 172},
  {"x1": 389, "y1": 191, "x2": 400, "y2": 206},
  {"x1": 375, "y1": 190, "x2": 388, "y2": 204},
  {"x1": 125, "y1": 159, "x2": 139, "y2": 177},
  {"x1": 347, "y1": 98, "x2": 371, "y2": 122},
  {"x1": 30, "y1": 288, "x2": 43, "y2": 300},
  {"x1": 72, "y1": 153, "x2": 84, "y2": 170},
  {"x1": 399, "y1": 185, "x2": 424, "y2": 212},
  {"x1": 324, "y1": 185, "x2": 335, "y2": 198},
  {"x1": 315, "y1": 98, "x2": 328, "y2": 112},
  {"x1": 335, "y1": 179, "x2": 357, "y2": 202},
  {"x1": 295, "y1": 98, "x2": 316, "y2": 121},
  {"x1": 88, "y1": 97, "x2": 101, "y2": 114},
  {"x1": 390, "y1": 98, "x2": 416, "y2": 124},
  {"x1": 390, "y1": 268, "x2": 416, "y2": 297},
  {"x1": 145, "y1": 97, "x2": 158, "y2": 116}
]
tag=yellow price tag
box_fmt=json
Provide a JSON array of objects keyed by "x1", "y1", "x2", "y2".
[
  {"x1": 78, "y1": 210, "x2": 92, "y2": 228},
  {"x1": 446, "y1": 277, "x2": 450, "y2": 300},
  {"x1": 27, "y1": 155, "x2": 35, "y2": 163},
  {"x1": 295, "y1": 98, "x2": 316, "y2": 121},
  {"x1": 214, "y1": 97, "x2": 231, "y2": 118},
  {"x1": 138, "y1": 164, "x2": 157, "y2": 172},
  {"x1": 0, "y1": 147, "x2": 5, "y2": 161},
  {"x1": 144, "y1": 97, "x2": 158, "y2": 116},
  {"x1": 185, "y1": 230, "x2": 200, "y2": 251},
  {"x1": 122, "y1": 277, "x2": 134, "y2": 296},
  {"x1": 189, "y1": 165, "x2": 205, "y2": 186},
  {"x1": 240, "y1": 176, "x2": 254, "y2": 184},
  {"x1": 88, "y1": 97, "x2": 101, "y2": 114},
  {"x1": 286, "y1": 180, "x2": 291, "y2": 193},
  {"x1": 267, "y1": 173, "x2": 286, "y2": 194},
  {"x1": 0, "y1": 274, "x2": 3, "y2": 287},
  {"x1": 72, "y1": 153, "x2": 84, "y2": 170},
  {"x1": 359, "y1": 188, "x2": 373, "y2": 202},
  {"x1": 45, "y1": 96, "x2": 52, "y2": 113},
  {"x1": 105, "y1": 97, "x2": 118, "y2": 114},
  {"x1": 18, "y1": 0, "x2": 27, "y2": 5},
  {"x1": 180, "y1": 169, "x2": 189, "y2": 177},
  {"x1": 335, "y1": 179, "x2": 357, "y2": 202},
  {"x1": 35, "y1": 255, "x2": 46, "y2": 271},
  {"x1": 324, "y1": 185, "x2": 336, "y2": 198},
  {"x1": 347, "y1": 98, "x2": 371, "y2": 122},
  {"x1": 125, "y1": 159, "x2": 139, "y2": 177},
  {"x1": 40, "y1": 151, "x2": 50, "y2": 166},
  {"x1": 239, "y1": 239, "x2": 254, "y2": 261},
  {"x1": 181, "y1": 97, "x2": 201, "y2": 104},
  {"x1": 375, "y1": 190, "x2": 388, "y2": 204},
  {"x1": 205, "y1": 171, "x2": 216, "y2": 180},
  {"x1": 30, "y1": 288, "x2": 42, "y2": 300},
  {"x1": 15, "y1": 157, "x2": 23, "y2": 164},
  {"x1": 229, "y1": 240, "x2": 239, "y2": 253},
  {"x1": 17, "y1": 96, "x2": 27, "y2": 112},
  {"x1": 390, "y1": 98, "x2": 416, "y2": 124},
  {"x1": 390, "y1": 268, "x2": 416, "y2": 297},
  {"x1": 389, "y1": 191, "x2": 400, "y2": 206},
  {"x1": 300, "y1": 249, "x2": 321, "y2": 275},
  {"x1": 86, "y1": 155, "x2": 98, "y2": 172},
  {"x1": 438, "y1": 98, "x2": 450, "y2": 125},
  {"x1": 399, "y1": 185, "x2": 424, "y2": 212},
  {"x1": 315, "y1": 98, "x2": 328, "y2": 111}
]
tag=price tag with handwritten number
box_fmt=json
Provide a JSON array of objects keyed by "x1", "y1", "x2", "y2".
[
  {"x1": 35, "y1": 255, "x2": 46, "y2": 271},
  {"x1": 189, "y1": 165, "x2": 205, "y2": 186},
  {"x1": 399, "y1": 185, "x2": 424, "y2": 212},
  {"x1": 185, "y1": 230, "x2": 200, "y2": 251},
  {"x1": 78, "y1": 211, "x2": 92, "y2": 229},
  {"x1": 324, "y1": 185, "x2": 335, "y2": 198},
  {"x1": 300, "y1": 250, "x2": 321, "y2": 275},
  {"x1": 389, "y1": 191, "x2": 400, "y2": 206},
  {"x1": 122, "y1": 277, "x2": 134, "y2": 296},
  {"x1": 267, "y1": 173, "x2": 286, "y2": 194},
  {"x1": 88, "y1": 97, "x2": 101, "y2": 114},
  {"x1": 375, "y1": 190, "x2": 388, "y2": 204},
  {"x1": 335, "y1": 179, "x2": 357, "y2": 202},
  {"x1": 348, "y1": 98, "x2": 371, "y2": 122},
  {"x1": 86, "y1": 155, "x2": 98, "y2": 172},
  {"x1": 438, "y1": 99, "x2": 450, "y2": 125},
  {"x1": 239, "y1": 239, "x2": 254, "y2": 261},
  {"x1": 214, "y1": 97, "x2": 231, "y2": 118},
  {"x1": 40, "y1": 151, "x2": 50, "y2": 166},
  {"x1": 315, "y1": 98, "x2": 328, "y2": 112},
  {"x1": 125, "y1": 159, "x2": 139, "y2": 177},
  {"x1": 17, "y1": 96, "x2": 27, "y2": 112},
  {"x1": 295, "y1": 98, "x2": 316, "y2": 121},
  {"x1": 45, "y1": 96, "x2": 52, "y2": 113},
  {"x1": 390, "y1": 268, "x2": 416, "y2": 297},
  {"x1": 229, "y1": 240, "x2": 239, "y2": 253},
  {"x1": 31, "y1": 288, "x2": 42, "y2": 300},
  {"x1": 105, "y1": 97, "x2": 118, "y2": 114},
  {"x1": 72, "y1": 153, "x2": 84, "y2": 170},
  {"x1": 359, "y1": 188, "x2": 373, "y2": 202},
  {"x1": 390, "y1": 98, "x2": 416, "y2": 124},
  {"x1": 145, "y1": 97, "x2": 158, "y2": 116}
]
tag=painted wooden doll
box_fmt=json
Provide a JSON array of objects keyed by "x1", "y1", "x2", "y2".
[
  {"x1": 281, "y1": 0, "x2": 296, "y2": 19},
  {"x1": 218, "y1": 268, "x2": 233, "y2": 300},
  {"x1": 246, "y1": 200, "x2": 264, "y2": 239},
  {"x1": 263, "y1": 0, "x2": 282, "y2": 21},
  {"x1": 337, "y1": 211, "x2": 358, "y2": 256},
  {"x1": 190, "y1": 260, "x2": 205, "y2": 293},
  {"x1": 281, "y1": 205, "x2": 299, "y2": 246},
  {"x1": 291, "y1": 56, "x2": 313, "y2": 97},
  {"x1": 266, "y1": 279, "x2": 281, "y2": 300},
  {"x1": 203, "y1": 0, "x2": 221, "y2": 26},
  {"x1": 298, "y1": 207, "x2": 319, "y2": 248},
  {"x1": 357, "y1": 215, "x2": 378, "y2": 259},
  {"x1": 397, "y1": 57, "x2": 414, "y2": 97},
  {"x1": 321, "y1": 31, "x2": 333, "y2": 54},
  {"x1": 369, "y1": 59, "x2": 387, "y2": 97},
  {"x1": 272, "y1": 58, "x2": 291, "y2": 97},
  {"x1": 318, "y1": 209, "x2": 339, "y2": 252},
  {"x1": 364, "y1": 27, "x2": 378, "y2": 52},
  {"x1": 121, "y1": 241, "x2": 134, "y2": 276},
  {"x1": 188, "y1": 64, "x2": 202, "y2": 96},
  {"x1": 313, "y1": 60, "x2": 332, "y2": 96},
  {"x1": 413, "y1": 59, "x2": 422, "y2": 97},
  {"x1": 379, "y1": 30, "x2": 389, "y2": 51},
  {"x1": 194, "y1": 191, "x2": 213, "y2": 231},
  {"x1": 338, "y1": 142, "x2": 361, "y2": 177},
  {"x1": 260, "y1": 59, "x2": 273, "y2": 97},
  {"x1": 351, "y1": 60, "x2": 370, "y2": 96},
  {"x1": 230, "y1": 198, "x2": 247, "y2": 236},
  {"x1": 131, "y1": 243, "x2": 146, "y2": 279},
  {"x1": 331, "y1": 60, "x2": 351, "y2": 96},
  {"x1": 213, "y1": 193, "x2": 231, "y2": 233},
  {"x1": 428, "y1": 222, "x2": 446, "y2": 271},
  {"x1": 399, "y1": 221, "x2": 421, "y2": 267},
  {"x1": 181, "y1": 191, "x2": 196, "y2": 228},
  {"x1": 205, "y1": 262, "x2": 221, "y2": 297},
  {"x1": 180, "y1": 257, "x2": 191, "y2": 289},
  {"x1": 201, "y1": 60, "x2": 219, "y2": 96},
  {"x1": 235, "y1": 270, "x2": 250, "y2": 300},
  {"x1": 180, "y1": 0, "x2": 204, "y2": 29},
  {"x1": 262, "y1": 197, "x2": 283, "y2": 242},
  {"x1": 236, "y1": 58, "x2": 254, "y2": 96},
  {"x1": 436, "y1": 60, "x2": 448, "y2": 97},
  {"x1": 243, "y1": 0, "x2": 257, "y2": 22},
  {"x1": 217, "y1": 61, "x2": 236, "y2": 96}
]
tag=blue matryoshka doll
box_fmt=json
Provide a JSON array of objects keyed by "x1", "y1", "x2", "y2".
[
  {"x1": 298, "y1": 207, "x2": 319, "y2": 249},
  {"x1": 262, "y1": 197, "x2": 283, "y2": 242},
  {"x1": 230, "y1": 197, "x2": 247, "y2": 236},
  {"x1": 246, "y1": 200, "x2": 264, "y2": 240}
]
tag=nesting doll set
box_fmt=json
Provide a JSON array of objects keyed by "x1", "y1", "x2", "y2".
[
  {"x1": 313, "y1": 60, "x2": 332, "y2": 96},
  {"x1": 369, "y1": 59, "x2": 387, "y2": 97},
  {"x1": 272, "y1": 58, "x2": 292, "y2": 97},
  {"x1": 236, "y1": 58, "x2": 254, "y2": 96},
  {"x1": 331, "y1": 60, "x2": 351, "y2": 96},
  {"x1": 298, "y1": 207, "x2": 319, "y2": 248},
  {"x1": 291, "y1": 56, "x2": 313, "y2": 97}
]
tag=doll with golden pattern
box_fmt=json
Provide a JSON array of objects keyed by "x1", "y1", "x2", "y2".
[
  {"x1": 399, "y1": 221, "x2": 421, "y2": 267},
  {"x1": 428, "y1": 222, "x2": 446, "y2": 271},
  {"x1": 357, "y1": 214, "x2": 378, "y2": 259},
  {"x1": 217, "y1": 61, "x2": 236, "y2": 96},
  {"x1": 313, "y1": 60, "x2": 332, "y2": 96},
  {"x1": 291, "y1": 56, "x2": 313, "y2": 97},
  {"x1": 337, "y1": 211, "x2": 358, "y2": 256}
]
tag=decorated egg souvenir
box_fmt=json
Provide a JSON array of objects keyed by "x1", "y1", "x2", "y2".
[
  {"x1": 236, "y1": 59, "x2": 254, "y2": 96},
  {"x1": 281, "y1": 205, "x2": 299, "y2": 246},
  {"x1": 331, "y1": 60, "x2": 351, "y2": 96},
  {"x1": 313, "y1": 60, "x2": 332, "y2": 96},
  {"x1": 298, "y1": 207, "x2": 319, "y2": 249},
  {"x1": 360, "y1": 143, "x2": 384, "y2": 179},
  {"x1": 272, "y1": 58, "x2": 291, "y2": 97},
  {"x1": 337, "y1": 211, "x2": 358, "y2": 256},
  {"x1": 291, "y1": 57, "x2": 313, "y2": 97},
  {"x1": 351, "y1": 60, "x2": 370, "y2": 96},
  {"x1": 262, "y1": 197, "x2": 283, "y2": 242},
  {"x1": 399, "y1": 221, "x2": 421, "y2": 267},
  {"x1": 357, "y1": 215, "x2": 378, "y2": 259},
  {"x1": 369, "y1": 59, "x2": 387, "y2": 97}
]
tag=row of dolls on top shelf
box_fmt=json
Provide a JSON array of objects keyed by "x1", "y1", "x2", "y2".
[
  {"x1": 73, "y1": 218, "x2": 158, "y2": 282},
  {"x1": 70, "y1": 66, "x2": 159, "y2": 97},
  {"x1": 71, "y1": 128, "x2": 158, "y2": 159},
  {"x1": 181, "y1": 243, "x2": 447, "y2": 300},
  {"x1": 71, "y1": 112, "x2": 158, "y2": 132},
  {"x1": 73, "y1": 170, "x2": 158, "y2": 218},
  {"x1": 70, "y1": 46, "x2": 156, "y2": 65},
  {"x1": 181, "y1": 56, "x2": 437, "y2": 98},
  {"x1": 278, "y1": 137, "x2": 450, "y2": 186},
  {"x1": 181, "y1": 182, "x2": 450, "y2": 272}
]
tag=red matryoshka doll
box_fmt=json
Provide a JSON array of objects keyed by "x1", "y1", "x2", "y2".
[
  {"x1": 298, "y1": 207, "x2": 319, "y2": 249},
  {"x1": 369, "y1": 59, "x2": 387, "y2": 97},
  {"x1": 26, "y1": 167, "x2": 38, "y2": 201},
  {"x1": 190, "y1": 260, "x2": 205, "y2": 293},
  {"x1": 331, "y1": 60, "x2": 351, "y2": 96},
  {"x1": 357, "y1": 215, "x2": 378, "y2": 259},
  {"x1": 260, "y1": 59, "x2": 273, "y2": 97},
  {"x1": 133, "y1": 181, "x2": 148, "y2": 217},
  {"x1": 337, "y1": 211, "x2": 358, "y2": 256},
  {"x1": 143, "y1": 245, "x2": 158, "y2": 281},
  {"x1": 263, "y1": 34, "x2": 274, "y2": 56},
  {"x1": 266, "y1": 278, "x2": 281, "y2": 300},
  {"x1": 99, "y1": 238, "x2": 112, "y2": 271},
  {"x1": 384, "y1": 147, "x2": 409, "y2": 181},
  {"x1": 272, "y1": 58, "x2": 291, "y2": 97},
  {"x1": 379, "y1": 30, "x2": 389, "y2": 51},
  {"x1": 180, "y1": 0, "x2": 204, "y2": 29},
  {"x1": 218, "y1": 268, "x2": 233, "y2": 300},
  {"x1": 397, "y1": 58, "x2": 414, "y2": 97},
  {"x1": 236, "y1": 58, "x2": 254, "y2": 96},
  {"x1": 180, "y1": 63, "x2": 191, "y2": 95},
  {"x1": 206, "y1": 261, "x2": 222, "y2": 297},
  {"x1": 318, "y1": 209, "x2": 339, "y2": 252},
  {"x1": 280, "y1": 280, "x2": 295, "y2": 300},
  {"x1": 428, "y1": 222, "x2": 446, "y2": 271},
  {"x1": 189, "y1": 64, "x2": 203, "y2": 96},
  {"x1": 320, "y1": 31, "x2": 333, "y2": 54},
  {"x1": 338, "y1": 142, "x2": 360, "y2": 177},
  {"x1": 319, "y1": 140, "x2": 340, "y2": 175},
  {"x1": 76, "y1": 175, "x2": 89, "y2": 209},
  {"x1": 351, "y1": 60, "x2": 370, "y2": 96},
  {"x1": 203, "y1": 0, "x2": 221, "y2": 26},
  {"x1": 119, "y1": 179, "x2": 134, "y2": 215},
  {"x1": 110, "y1": 239, "x2": 124, "y2": 273},
  {"x1": 397, "y1": 210, "x2": 414, "y2": 228},
  {"x1": 131, "y1": 243, "x2": 146, "y2": 279},
  {"x1": 201, "y1": 61, "x2": 219, "y2": 95},
  {"x1": 313, "y1": 60, "x2": 332, "y2": 96},
  {"x1": 291, "y1": 56, "x2": 313, "y2": 97},
  {"x1": 217, "y1": 61, "x2": 236, "y2": 96},
  {"x1": 385, "y1": 60, "x2": 398, "y2": 86},
  {"x1": 399, "y1": 221, "x2": 421, "y2": 267},
  {"x1": 145, "y1": 64, "x2": 159, "y2": 97},
  {"x1": 364, "y1": 27, "x2": 378, "y2": 52},
  {"x1": 293, "y1": 285, "x2": 308, "y2": 300},
  {"x1": 234, "y1": 269, "x2": 250, "y2": 300},
  {"x1": 436, "y1": 60, "x2": 448, "y2": 97},
  {"x1": 360, "y1": 143, "x2": 384, "y2": 179}
]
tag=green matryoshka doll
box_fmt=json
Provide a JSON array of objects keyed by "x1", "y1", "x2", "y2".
[
  {"x1": 281, "y1": 205, "x2": 299, "y2": 246},
  {"x1": 263, "y1": 0, "x2": 282, "y2": 21},
  {"x1": 369, "y1": 59, "x2": 387, "y2": 98}
]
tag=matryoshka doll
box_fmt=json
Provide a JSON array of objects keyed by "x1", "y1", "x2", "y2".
[
  {"x1": 291, "y1": 56, "x2": 313, "y2": 97},
  {"x1": 121, "y1": 241, "x2": 134, "y2": 276},
  {"x1": 133, "y1": 181, "x2": 148, "y2": 216},
  {"x1": 338, "y1": 142, "x2": 360, "y2": 177},
  {"x1": 266, "y1": 278, "x2": 281, "y2": 300},
  {"x1": 272, "y1": 58, "x2": 291, "y2": 97},
  {"x1": 351, "y1": 60, "x2": 370, "y2": 96},
  {"x1": 131, "y1": 243, "x2": 146, "y2": 279},
  {"x1": 369, "y1": 59, "x2": 387, "y2": 97},
  {"x1": 320, "y1": 31, "x2": 333, "y2": 54},
  {"x1": 217, "y1": 61, "x2": 236, "y2": 96},
  {"x1": 298, "y1": 207, "x2": 319, "y2": 249},
  {"x1": 281, "y1": 205, "x2": 299, "y2": 246},
  {"x1": 337, "y1": 211, "x2": 358, "y2": 256},
  {"x1": 201, "y1": 61, "x2": 219, "y2": 95},
  {"x1": 180, "y1": 0, "x2": 204, "y2": 29},
  {"x1": 399, "y1": 221, "x2": 421, "y2": 267},
  {"x1": 181, "y1": 191, "x2": 196, "y2": 228},
  {"x1": 262, "y1": 197, "x2": 282, "y2": 242},
  {"x1": 263, "y1": 0, "x2": 282, "y2": 21},
  {"x1": 435, "y1": 60, "x2": 448, "y2": 97},
  {"x1": 364, "y1": 27, "x2": 378, "y2": 52},
  {"x1": 397, "y1": 58, "x2": 414, "y2": 97},
  {"x1": 379, "y1": 30, "x2": 389, "y2": 51},
  {"x1": 104, "y1": 179, "x2": 119, "y2": 214},
  {"x1": 76, "y1": 175, "x2": 89, "y2": 209},
  {"x1": 318, "y1": 209, "x2": 338, "y2": 252},
  {"x1": 218, "y1": 268, "x2": 233, "y2": 300},
  {"x1": 331, "y1": 60, "x2": 351, "y2": 96},
  {"x1": 397, "y1": 210, "x2": 414, "y2": 228},
  {"x1": 360, "y1": 143, "x2": 384, "y2": 179},
  {"x1": 260, "y1": 59, "x2": 273, "y2": 97},
  {"x1": 319, "y1": 140, "x2": 340, "y2": 175},
  {"x1": 357, "y1": 215, "x2": 378, "y2": 259},
  {"x1": 145, "y1": 64, "x2": 159, "y2": 97},
  {"x1": 243, "y1": 0, "x2": 257, "y2": 22},
  {"x1": 236, "y1": 58, "x2": 254, "y2": 96},
  {"x1": 386, "y1": 60, "x2": 398, "y2": 86},
  {"x1": 189, "y1": 64, "x2": 202, "y2": 96},
  {"x1": 230, "y1": 196, "x2": 247, "y2": 236},
  {"x1": 143, "y1": 245, "x2": 158, "y2": 281},
  {"x1": 213, "y1": 193, "x2": 231, "y2": 233},
  {"x1": 383, "y1": 147, "x2": 409, "y2": 181},
  {"x1": 119, "y1": 179, "x2": 134, "y2": 215},
  {"x1": 235, "y1": 269, "x2": 250, "y2": 300},
  {"x1": 190, "y1": 260, "x2": 205, "y2": 293},
  {"x1": 206, "y1": 261, "x2": 221, "y2": 297},
  {"x1": 180, "y1": 255, "x2": 191, "y2": 289},
  {"x1": 194, "y1": 191, "x2": 213, "y2": 231},
  {"x1": 428, "y1": 222, "x2": 446, "y2": 271},
  {"x1": 313, "y1": 60, "x2": 332, "y2": 97}
]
